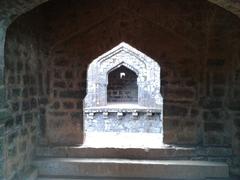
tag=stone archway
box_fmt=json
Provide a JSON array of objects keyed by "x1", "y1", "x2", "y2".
[
  {"x1": 83, "y1": 42, "x2": 163, "y2": 147},
  {"x1": 84, "y1": 42, "x2": 163, "y2": 109}
]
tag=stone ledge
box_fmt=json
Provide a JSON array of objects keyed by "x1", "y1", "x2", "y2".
[
  {"x1": 35, "y1": 158, "x2": 229, "y2": 179},
  {"x1": 36, "y1": 145, "x2": 196, "y2": 159},
  {"x1": 84, "y1": 103, "x2": 161, "y2": 113}
]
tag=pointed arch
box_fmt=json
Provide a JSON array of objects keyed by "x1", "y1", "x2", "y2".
[{"x1": 84, "y1": 42, "x2": 162, "y2": 109}]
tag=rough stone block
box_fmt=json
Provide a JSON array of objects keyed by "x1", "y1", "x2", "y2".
[
  {"x1": 51, "y1": 102, "x2": 60, "y2": 110},
  {"x1": 228, "y1": 101, "x2": 240, "y2": 111},
  {"x1": 212, "y1": 87, "x2": 225, "y2": 97},
  {"x1": 11, "y1": 102, "x2": 19, "y2": 112},
  {"x1": 38, "y1": 98, "x2": 48, "y2": 105},
  {"x1": 204, "y1": 122, "x2": 224, "y2": 132},
  {"x1": 30, "y1": 98, "x2": 37, "y2": 108},
  {"x1": 24, "y1": 113, "x2": 33, "y2": 124},
  {"x1": 12, "y1": 88, "x2": 21, "y2": 97},
  {"x1": 212, "y1": 72, "x2": 226, "y2": 85},
  {"x1": 54, "y1": 81, "x2": 66, "y2": 88},
  {"x1": 60, "y1": 90, "x2": 82, "y2": 99},
  {"x1": 63, "y1": 101, "x2": 74, "y2": 109},
  {"x1": 35, "y1": 158, "x2": 229, "y2": 179},
  {"x1": 203, "y1": 110, "x2": 228, "y2": 122},
  {"x1": 164, "y1": 104, "x2": 188, "y2": 117},
  {"x1": 29, "y1": 87, "x2": 37, "y2": 96},
  {"x1": 207, "y1": 58, "x2": 225, "y2": 67},
  {"x1": 234, "y1": 119, "x2": 240, "y2": 128},
  {"x1": 164, "y1": 87, "x2": 195, "y2": 101},
  {"x1": 199, "y1": 98, "x2": 223, "y2": 109},
  {"x1": 22, "y1": 101, "x2": 30, "y2": 111}
]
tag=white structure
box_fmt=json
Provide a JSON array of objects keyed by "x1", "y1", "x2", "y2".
[{"x1": 84, "y1": 42, "x2": 163, "y2": 110}]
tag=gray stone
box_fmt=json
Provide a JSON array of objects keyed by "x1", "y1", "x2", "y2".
[{"x1": 35, "y1": 158, "x2": 229, "y2": 179}]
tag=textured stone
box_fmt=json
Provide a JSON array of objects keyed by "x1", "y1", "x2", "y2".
[
  {"x1": 54, "y1": 81, "x2": 66, "y2": 88},
  {"x1": 15, "y1": 115, "x2": 23, "y2": 126},
  {"x1": 51, "y1": 102, "x2": 60, "y2": 110},
  {"x1": 164, "y1": 88, "x2": 195, "y2": 101},
  {"x1": 205, "y1": 122, "x2": 224, "y2": 132},
  {"x1": 11, "y1": 102, "x2": 19, "y2": 112},
  {"x1": 60, "y1": 90, "x2": 82, "y2": 99},
  {"x1": 22, "y1": 101, "x2": 30, "y2": 111},
  {"x1": 24, "y1": 113, "x2": 33, "y2": 124},
  {"x1": 234, "y1": 119, "x2": 240, "y2": 128},
  {"x1": 12, "y1": 88, "x2": 21, "y2": 97},
  {"x1": 212, "y1": 87, "x2": 225, "y2": 97},
  {"x1": 0, "y1": 0, "x2": 240, "y2": 179},
  {"x1": 65, "y1": 71, "x2": 73, "y2": 79},
  {"x1": 200, "y1": 98, "x2": 223, "y2": 109},
  {"x1": 35, "y1": 158, "x2": 229, "y2": 179},
  {"x1": 203, "y1": 110, "x2": 228, "y2": 122},
  {"x1": 85, "y1": 113, "x2": 161, "y2": 133},
  {"x1": 207, "y1": 59, "x2": 225, "y2": 67},
  {"x1": 164, "y1": 104, "x2": 188, "y2": 117},
  {"x1": 228, "y1": 101, "x2": 240, "y2": 111},
  {"x1": 38, "y1": 98, "x2": 48, "y2": 105},
  {"x1": 63, "y1": 102, "x2": 74, "y2": 109}
]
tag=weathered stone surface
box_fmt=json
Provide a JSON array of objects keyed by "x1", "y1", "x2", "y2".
[
  {"x1": 35, "y1": 158, "x2": 229, "y2": 179},
  {"x1": 203, "y1": 110, "x2": 228, "y2": 122},
  {"x1": 59, "y1": 90, "x2": 82, "y2": 99},
  {"x1": 212, "y1": 87, "x2": 225, "y2": 97},
  {"x1": 53, "y1": 81, "x2": 66, "y2": 88},
  {"x1": 0, "y1": 0, "x2": 240, "y2": 179},
  {"x1": 207, "y1": 59, "x2": 225, "y2": 67},
  {"x1": 85, "y1": 112, "x2": 162, "y2": 133},
  {"x1": 164, "y1": 104, "x2": 188, "y2": 117},
  {"x1": 200, "y1": 98, "x2": 223, "y2": 109},
  {"x1": 164, "y1": 88, "x2": 195, "y2": 101},
  {"x1": 205, "y1": 122, "x2": 224, "y2": 132},
  {"x1": 63, "y1": 101, "x2": 74, "y2": 109},
  {"x1": 228, "y1": 101, "x2": 240, "y2": 111}
]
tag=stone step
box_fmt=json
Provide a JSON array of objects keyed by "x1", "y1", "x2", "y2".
[
  {"x1": 36, "y1": 146, "x2": 197, "y2": 160},
  {"x1": 35, "y1": 158, "x2": 229, "y2": 179},
  {"x1": 38, "y1": 177, "x2": 235, "y2": 180}
]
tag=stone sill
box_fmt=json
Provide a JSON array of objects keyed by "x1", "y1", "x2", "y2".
[{"x1": 84, "y1": 103, "x2": 161, "y2": 113}]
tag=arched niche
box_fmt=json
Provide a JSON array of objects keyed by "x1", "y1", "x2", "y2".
[
  {"x1": 84, "y1": 42, "x2": 163, "y2": 110},
  {"x1": 107, "y1": 65, "x2": 138, "y2": 103}
]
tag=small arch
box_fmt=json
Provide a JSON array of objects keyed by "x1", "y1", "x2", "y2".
[{"x1": 107, "y1": 65, "x2": 138, "y2": 103}]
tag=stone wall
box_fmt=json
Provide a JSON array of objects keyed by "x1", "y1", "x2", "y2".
[
  {"x1": 0, "y1": 0, "x2": 239, "y2": 177},
  {"x1": 85, "y1": 113, "x2": 161, "y2": 133},
  {"x1": 2, "y1": 12, "x2": 47, "y2": 179},
  {"x1": 45, "y1": 53, "x2": 84, "y2": 145},
  {"x1": 40, "y1": 0, "x2": 240, "y2": 175}
]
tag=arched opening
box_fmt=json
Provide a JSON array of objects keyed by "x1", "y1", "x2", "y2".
[
  {"x1": 107, "y1": 65, "x2": 138, "y2": 103},
  {"x1": 83, "y1": 42, "x2": 163, "y2": 148},
  {"x1": 1, "y1": 0, "x2": 239, "y2": 178}
]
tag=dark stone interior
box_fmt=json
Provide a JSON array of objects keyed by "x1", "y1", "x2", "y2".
[
  {"x1": 107, "y1": 65, "x2": 138, "y2": 103},
  {"x1": 0, "y1": 0, "x2": 240, "y2": 179}
]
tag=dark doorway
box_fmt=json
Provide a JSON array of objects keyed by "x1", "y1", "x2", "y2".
[{"x1": 107, "y1": 65, "x2": 138, "y2": 103}]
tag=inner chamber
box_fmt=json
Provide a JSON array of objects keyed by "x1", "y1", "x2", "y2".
[{"x1": 107, "y1": 65, "x2": 138, "y2": 103}]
